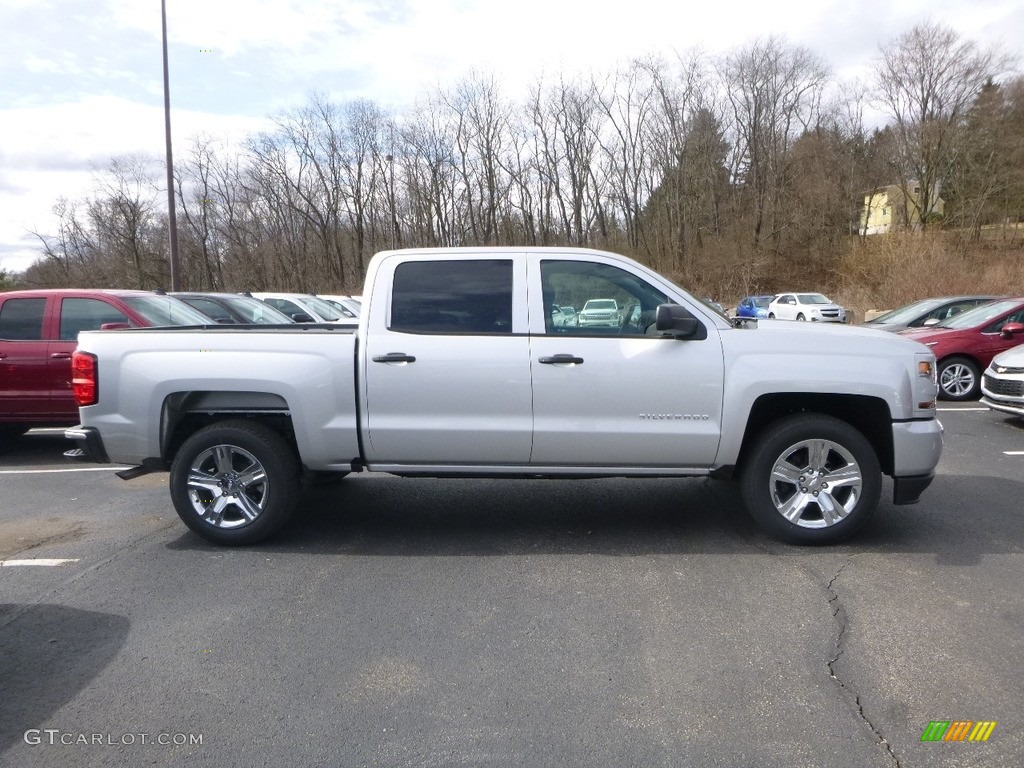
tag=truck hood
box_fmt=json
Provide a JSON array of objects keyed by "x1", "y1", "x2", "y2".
[{"x1": 734, "y1": 318, "x2": 934, "y2": 356}]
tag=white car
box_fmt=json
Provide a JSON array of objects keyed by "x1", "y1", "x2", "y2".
[
  {"x1": 767, "y1": 293, "x2": 847, "y2": 323},
  {"x1": 980, "y1": 345, "x2": 1024, "y2": 417},
  {"x1": 250, "y1": 292, "x2": 357, "y2": 325},
  {"x1": 317, "y1": 294, "x2": 362, "y2": 319},
  {"x1": 577, "y1": 298, "x2": 620, "y2": 327}
]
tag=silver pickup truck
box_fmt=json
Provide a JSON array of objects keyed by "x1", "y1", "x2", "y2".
[{"x1": 67, "y1": 247, "x2": 943, "y2": 546}]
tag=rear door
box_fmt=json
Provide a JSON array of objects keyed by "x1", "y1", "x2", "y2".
[
  {"x1": 362, "y1": 254, "x2": 533, "y2": 465},
  {"x1": 49, "y1": 297, "x2": 134, "y2": 420},
  {"x1": 0, "y1": 296, "x2": 51, "y2": 420},
  {"x1": 528, "y1": 256, "x2": 724, "y2": 468}
]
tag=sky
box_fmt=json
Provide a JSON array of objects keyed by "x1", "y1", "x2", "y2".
[{"x1": 1, "y1": 0, "x2": 1021, "y2": 274}]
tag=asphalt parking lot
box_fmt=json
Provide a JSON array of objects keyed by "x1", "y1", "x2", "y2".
[{"x1": 2, "y1": 408, "x2": 1023, "y2": 768}]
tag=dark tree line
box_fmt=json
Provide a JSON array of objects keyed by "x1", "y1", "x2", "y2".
[{"x1": 22, "y1": 23, "x2": 1024, "y2": 300}]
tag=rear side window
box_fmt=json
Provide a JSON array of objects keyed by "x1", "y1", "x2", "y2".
[
  {"x1": 390, "y1": 260, "x2": 513, "y2": 334},
  {"x1": 0, "y1": 298, "x2": 46, "y2": 340},
  {"x1": 181, "y1": 297, "x2": 235, "y2": 323},
  {"x1": 59, "y1": 298, "x2": 132, "y2": 340}
]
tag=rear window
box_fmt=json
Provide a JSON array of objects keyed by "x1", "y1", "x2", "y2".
[
  {"x1": 0, "y1": 297, "x2": 46, "y2": 340},
  {"x1": 390, "y1": 260, "x2": 513, "y2": 334}
]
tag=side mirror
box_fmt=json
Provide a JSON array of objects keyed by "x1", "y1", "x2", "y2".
[
  {"x1": 1000, "y1": 322, "x2": 1024, "y2": 338},
  {"x1": 291, "y1": 312, "x2": 315, "y2": 323},
  {"x1": 922, "y1": 318, "x2": 940, "y2": 327},
  {"x1": 655, "y1": 304, "x2": 701, "y2": 339},
  {"x1": 99, "y1": 322, "x2": 131, "y2": 331}
]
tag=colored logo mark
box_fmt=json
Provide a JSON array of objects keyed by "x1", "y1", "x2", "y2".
[{"x1": 920, "y1": 721, "x2": 996, "y2": 742}]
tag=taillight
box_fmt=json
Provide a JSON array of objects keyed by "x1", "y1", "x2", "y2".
[{"x1": 71, "y1": 351, "x2": 98, "y2": 406}]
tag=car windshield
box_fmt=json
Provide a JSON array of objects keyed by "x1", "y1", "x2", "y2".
[
  {"x1": 797, "y1": 293, "x2": 831, "y2": 305},
  {"x1": 752, "y1": 296, "x2": 773, "y2": 308},
  {"x1": 121, "y1": 295, "x2": 211, "y2": 326},
  {"x1": 936, "y1": 298, "x2": 1021, "y2": 329},
  {"x1": 584, "y1": 300, "x2": 617, "y2": 310},
  {"x1": 870, "y1": 298, "x2": 945, "y2": 325},
  {"x1": 297, "y1": 295, "x2": 345, "y2": 321},
  {"x1": 222, "y1": 296, "x2": 294, "y2": 324}
]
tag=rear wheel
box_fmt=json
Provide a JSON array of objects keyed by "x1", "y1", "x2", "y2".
[
  {"x1": 768, "y1": 312, "x2": 776, "y2": 319},
  {"x1": 740, "y1": 414, "x2": 880, "y2": 544},
  {"x1": 796, "y1": 313, "x2": 806, "y2": 321},
  {"x1": 169, "y1": 420, "x2": 300, "y2": 545},
  {"x1": 937, "y1": 356, "x2": 980, "y2": 401}
]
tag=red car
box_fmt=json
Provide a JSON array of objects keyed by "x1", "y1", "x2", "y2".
[
  {"x1": 899, "y1": 297, "x2": 1024, "y2": 400},
  {"x1": 0, "y1": 289, "x2": 210, "y2": 437}
]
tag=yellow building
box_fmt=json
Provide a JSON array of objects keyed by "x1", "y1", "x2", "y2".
[{"x1": 860, "y1": 182, "x2": 944, "y2": 235}]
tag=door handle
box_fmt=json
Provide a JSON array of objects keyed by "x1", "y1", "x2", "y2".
[
  {"x1": 539, "y1": 354, "x2": 584, "y2": 365},
  {"x1": 50, "y1": 352, "x2": 72, "y2": 360},
  {"x1": 372, "y1": 352, "x2": 416, "y2": 363}
]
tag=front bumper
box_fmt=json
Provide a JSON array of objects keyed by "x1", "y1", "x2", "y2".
[
  {"x1": 64, "y1": 425, "x2": 110, "y2": 463},
  {"x1": 890, "y1": 418, "x2": 943, "y2": 504},
  {"x1": 893, "y1": 473, "x2": 935, "y2": 505},
  {"x1": 981, "y1": 395, "x2": 1024, "y2": 417}
]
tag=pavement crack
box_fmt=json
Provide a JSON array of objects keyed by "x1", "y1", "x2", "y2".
[{"x1": 827, "y1": 559, "x2": 902, "y2": 768}]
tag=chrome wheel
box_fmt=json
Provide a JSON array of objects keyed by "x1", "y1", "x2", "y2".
[
  {"x1": 939, "y1": 361, "x2": 977, "y2": 399},
  {"x1": 185, "y1": 444, "x2": 269, "y2": 529},
  {"x1": 768, "y1": 438, "x2": 863, "y2": 529}
]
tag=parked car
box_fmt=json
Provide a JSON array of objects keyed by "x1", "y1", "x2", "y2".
[
  {"x1": 701, "y1": 298, "x2": 728, "y2": 317},
  {"x1": 981, "y1": 344, "x2": 1024, "y2": 417},
  {"x1": 171, "y1": 292, "x2": 296, "y2": 325},
  {"x1": 767, "y1": 293, "x2": 847, "y2": 323},
  {"x1": 735, "y1": 295, "x2": 776, "y2": 319},
  {"x1": 316, "y1": 294, "x2": 361, "y2": 319},
  {"x1": 577, "y1": 298, "x2": 620, "y2": 327},
  {"x1": 863, "y1": 295, "x2": 998, "y2": 333},
  {"x1": 549, "y1": 304, "x2": 576, "y2": 328},
  {"x1": 249, "y1": 292, "x2": 355, "y2": 325},
  {"x1": 899, "y1": 297, "x2": 1024, "y2": 400},
  {"x1": 0, "y1": 288, "x2": 210, "y2": 435}
]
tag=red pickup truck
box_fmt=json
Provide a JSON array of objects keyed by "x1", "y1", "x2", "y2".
[{"x1": 0, "y1": 289, "x2": 209, "y2": 438}]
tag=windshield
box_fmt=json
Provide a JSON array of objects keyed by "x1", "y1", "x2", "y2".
[
  {"x1": 869, "y1": 298, "x2": 944, "y2": 325},
  {"x1": 936, "y1": 299, "x2": 1020, "y2": 329},
  {"x1": 797, "y1": 293, "x2": 832, "y2": 305},
  {"x1": 752, "y1": 296, "x2": 773, "y2": 308},
  {"x1": 297, "y1": 295, "x2": 345, "y2": 321},
  {"x1": 584, "y1": 299, "x2": 617, "y2": 310},
  {"x1": 122, "y1": 295, "x2": 212, "y2": 326},
  {"x1": 222, "y1": 296, "x2": 294, "y2": 324}
]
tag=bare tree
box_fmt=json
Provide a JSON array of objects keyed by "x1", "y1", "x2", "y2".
[{"x1": 874, "y1": 22, "x2": 1013, "y2": 229}]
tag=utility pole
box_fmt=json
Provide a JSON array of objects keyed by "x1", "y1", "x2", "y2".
[{"x1": 161, "y1": 0, "x2": 180, "y2": 289}]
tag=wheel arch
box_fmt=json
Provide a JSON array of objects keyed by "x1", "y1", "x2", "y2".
[
  {"x1": 735, "y1": 393, "x2": 894, "y2": 476},
  {"x1": 160, "y1": 391, "x2": 298, "y2": 468}
]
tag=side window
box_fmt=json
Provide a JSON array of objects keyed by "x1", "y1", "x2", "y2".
[
  {"x1": 59, "y1": 298, "x2": 132, "y2": 340},
  {"x1": 390, "y1": 260, "x2": 513, "y2": 334},
  {"x1": 540, "y1": 260, "x2": 668, "y2": 336},
  {"x1": 982, "y1": 309, "x2": 1024, "y2": 334},
  {"x1": 183, "y1": 298, "x2": 234, "y2": 323},
  {"x1": 267, "y1": 298, "x2": 300, "y2": 316},
  {"x1": 0, "y1": 298, "x2": 46, "y2": 340}
]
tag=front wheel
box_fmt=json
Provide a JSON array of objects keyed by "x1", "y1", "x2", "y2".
[
  {"x1": 796, "y1": 313, "x2": 806, "y2": 321},
  {"x1": 768, "y1": 312, "x2": 776, "y2": 319},
  {"x1": 739, "y1": 414, "x2": 881, "y2": 544},
  {"x1": 169, "y1": 420, "x2": 300, "y2": 545},
  {"x1": 937, "y1": 356, "x2": 981, "y2": 401}
]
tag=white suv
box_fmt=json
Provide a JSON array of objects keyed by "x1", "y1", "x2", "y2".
[
  {"x1": 767, "y1": 293, "x2": 847, "y2": 323},
  {"x1": 577, "y1": 298, "x2": 620, "y2": 327}
]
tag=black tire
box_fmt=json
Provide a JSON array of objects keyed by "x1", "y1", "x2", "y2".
[
  {"x1": 739, "y1": 414, "x2": 881, "y2": 544},
  {"x1": 796, "y1": 313, "x2": 806, "y2": 321},
  {"x1": 0, "y1": 425, "x2": 30, "y2": 441},
  {"x1": 169, "y1": 420, "x2": 300, "y2": 545},
  {"x1": 768, "y1": 312, "x2": 776, "y2": 319},
  {"x1": 937, "y1": 356, "x2": 981, "y2": 401}
]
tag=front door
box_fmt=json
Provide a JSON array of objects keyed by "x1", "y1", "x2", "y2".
[
  {"x1": 529, "y1": 258, "x2": 724, "y2": 468},
  {"x1": 0, "y1": 296, "x2": 51, "y2": 421}
]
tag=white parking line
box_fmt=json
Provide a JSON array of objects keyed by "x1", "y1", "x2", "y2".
[
  {"x1": 0, "y1": 467, "x2": 128, "y2": 475},
  {"x1": 937, "y1": 407, "x2": 990, "y2": 412},
  {"x1": 1004, "y1": 451, "x2": 1024, "y2": 456},
  {"x1": 1, "y1": 558, "x2": 80, "y2": 567}
]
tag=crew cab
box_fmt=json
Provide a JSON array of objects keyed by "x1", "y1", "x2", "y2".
[
  {"x1": 0, "y1": 288, "x2": 209, "y2": 437},
  {"x1": 66, "y1": 248, "x2": 943, "y2": 546}
]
